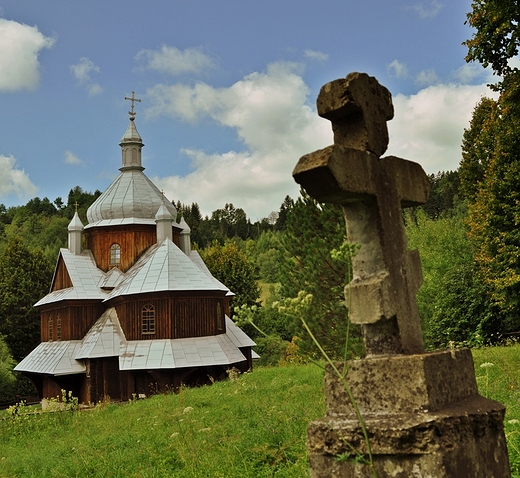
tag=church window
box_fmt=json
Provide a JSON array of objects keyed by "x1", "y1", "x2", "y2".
[
  {"x1": 142, "y1": 304, "x2": 155, "y2": 335},
  {"x1": 48, "y1": 316, "x2": 53, "y2": 341},
  {"x1": 56, "y1": 314, "x2": 62, "y2": 341},
  {"x1": 110, "y1": 244, "x2": 121, "y2": 266},
  {"x1": 216, "y1": 302, "x2": 224, "y2": 331}
]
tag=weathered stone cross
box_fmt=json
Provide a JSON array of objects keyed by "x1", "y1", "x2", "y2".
[{"x1": 293, "y1": 72, "x2": 430, "y2": 356}]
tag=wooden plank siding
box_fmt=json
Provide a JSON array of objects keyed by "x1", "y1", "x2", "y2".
[
  {"x1": 40, "y1": 302, "x2": 104, "y2": 341},
  {"x1": 84, "y1": 224, "x2": 182, "y2": 272},
  {"x1": 51, "y1": 256, "x2": 73, "y2": 291},
  {"x1": 112, "y1": 293, "x2": 229, "y2": 340}
]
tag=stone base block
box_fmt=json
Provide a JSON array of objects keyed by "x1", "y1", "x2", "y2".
[{"x1": 307, "y1": 349, "x2": 511, "y2": 477}]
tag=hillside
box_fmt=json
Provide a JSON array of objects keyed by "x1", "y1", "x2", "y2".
[{"x1": 2, "y1": 346, "x2": 520, "y2": 477}]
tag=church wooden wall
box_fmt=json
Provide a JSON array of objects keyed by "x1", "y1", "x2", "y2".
[
  {"x1": 40, "y1": 302, "x2": 104, "y2": 341},
  {"x1": 112, "y1": 293, "x2": 228, "y2": 340},
  {"x1": 84, "y1": 224, "x2": 182, "y2": 273},
  {"x1": 52, "y1": 257, "x2": 73, "y2": 291}
]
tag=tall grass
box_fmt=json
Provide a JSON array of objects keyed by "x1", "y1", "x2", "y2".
[
  {"x1": 2, "y1": 346, "x2": 520, "y2": 477},
  {"x1": 0, "y1": 365, "x2": 325, "y2": 478}
]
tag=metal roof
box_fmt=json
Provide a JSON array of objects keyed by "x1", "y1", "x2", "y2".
[
  {"x1": 35, "y1": 249, "x2": 108, "y2": 306},
  {"x1": 105, "y1": 239, "x2": 229, "y2": 301},
  {"x1": 119, "y1": 334, "x2": 246, "y2": 370},
  {"x1": 86, "y1": 169, "x2": 177, "y2": 227},
  {"x1": 15, "y1": 311, "x2": 255, "y2": 376},
  {"x1": 76, "y1": 308, "x2": 126, "y2": 359},
  {"x1": 14, "y1": 341, "x2": 86, "y2": 376}
]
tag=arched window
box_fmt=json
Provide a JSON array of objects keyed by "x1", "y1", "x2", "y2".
[
  {"x1": 110, "y1": 244, "x2": 121, "y2": 266},
  {"x1": 48, "y1": 316, "x2": 53, "y2": 342},
  {"x1": 142, "y1": 304, "x2": 155, "y2": 335}
]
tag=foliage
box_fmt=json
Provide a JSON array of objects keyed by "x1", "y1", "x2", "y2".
[
  {"x1": 0, "y1": 237, "x2": 54, "y2": 361},
  {"x1": 277, "y1": 191, "x2": 361, "y2": 360},
  {"x1": 420, "y1": 170, "x2": 462, "y2": 219},
  {"x1": 405, "y1": 210, "x2": 496, "y2": 347},
  {"x1": 462, "y1": 73, "x2": 520, "y2": 334},
  {"x1": 464, "y1": 0, "x2": 520, "y2": 80},
  {"x1": 0, "y1": 364, "x2": 326, "y2": 478},
  {"x1": 202, "y1": 240, "x2": 260, "y2": 313},
  {"x1": 0, "y1": 335, "x2": 16, "y2": 402}
]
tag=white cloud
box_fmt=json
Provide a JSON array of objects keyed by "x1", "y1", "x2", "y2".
[
  {"x1": 146, "y1": 61, "x2": 332, "y2": 220},
  {"x1": 0, "y1": 155, "x2": 37, "y2": 198},
  {"x1": 0, "y1": 18, "x2": 55, "y2": 92},
  {"x1": 70, "y1": 57, "x2": 103, "y2": 96},
  {"x1": 387, "y1": 60, "x2": 409, "y2": 79},
  {"x1": 415, "y1": 69, "x2": 439, "y2": 86},
  {"x1": 408, "y1": 1, "x2": 444, "y2": 19},
  {"x1": 304, "y1": 49, "x2": 329, "y2": 62},
  {"x1": 387, "y1": 83, "x2": 498, "y2": 173},
  {"x1": 64, "y1": 150, "x2": 83, "y2": 165},
  {"x1": 136, "y1": 45, "x2": 216, "y2": 76}
]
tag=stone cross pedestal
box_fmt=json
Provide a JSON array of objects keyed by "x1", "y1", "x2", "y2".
[{"x1": 293, "y1": 72, "x2": 510, "y2": 477}]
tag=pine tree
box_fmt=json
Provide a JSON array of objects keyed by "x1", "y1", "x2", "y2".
[{"x1": 278, "y1": 191, "x2": 360, "y2": 359}]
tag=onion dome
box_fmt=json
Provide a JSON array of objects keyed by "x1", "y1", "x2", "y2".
[{"x1": 86, "y1": 97, "x2": 177, "y2": 227}]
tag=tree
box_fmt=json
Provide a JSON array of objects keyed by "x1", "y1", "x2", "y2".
[
  {"x1": 0, "y1": 334, "x2": 16, "y2": 402},
  {"x1": 201, "y1": 240, "x2": 260, "y2": 313},
  {"x1": 406, "y1": 210, "x2": 493, "y2": 347},
  {"x1": 464, "y1": 1, "x2": 520, "y2": 80},
  {"x1": 0, "y1": 237, "x2": 54, "y2": 361},
  {"x1": 277, "y1": 190, "x2": 360, "y2": 359}
]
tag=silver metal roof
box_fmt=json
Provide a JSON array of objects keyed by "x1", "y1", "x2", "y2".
[
  {"x1": 14, "y1": 341, "x2": 86, "y2": 376},
  {"x1": 76, "y1": 308, "x2": 126, "y2": 359},
  {"x1": 35, "y1": 249, "x2": 108, "y2": 306},
  {"x1": 119, "y1": 334, "x2": 246, "y2": 370},
  {"x1": 86, "y1": 169, "x2": 177, "y2": 227},
  {"x1": 16, "y1": 310, "x2": 255, "y2": 376},
  {"x1": 105, "y1": 239, "x2": 229, "y2": 301}
]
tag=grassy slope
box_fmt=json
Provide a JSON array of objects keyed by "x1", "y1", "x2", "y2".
[{"x1": 2, "y1": 346, "x2": 520, "y2": 477}]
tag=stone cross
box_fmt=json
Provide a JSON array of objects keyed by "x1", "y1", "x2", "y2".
[
  {"x1": 293, "y1": 72, "x2": 430, "y2": 356},
  {"x1": 124, "y1": 91, "x2": 141, "y2": 119}
]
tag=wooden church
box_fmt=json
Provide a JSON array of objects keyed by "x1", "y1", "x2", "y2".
[{"x1": 15, "y1": 98, "x2": 256, "y2": 404}]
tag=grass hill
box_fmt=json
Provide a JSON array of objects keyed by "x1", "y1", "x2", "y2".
[{"x1": 2, "y1": 346, "x2": 520, "y2": 477}]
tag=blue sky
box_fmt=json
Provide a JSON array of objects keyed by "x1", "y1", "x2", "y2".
[{"x1": 0, "y1": 1, "x2": 497, "y2": 220}]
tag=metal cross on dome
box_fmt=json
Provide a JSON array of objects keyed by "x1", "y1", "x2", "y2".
[{"x1": 124, "y1": 91, "x2": 141, "y2": 119}]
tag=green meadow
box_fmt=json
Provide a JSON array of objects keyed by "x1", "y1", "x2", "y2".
[{"x1": 1, "y1": 345, "x2": 520, "y2": 477}]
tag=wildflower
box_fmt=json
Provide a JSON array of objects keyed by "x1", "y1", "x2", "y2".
[
  {"x1": 183, "y1": 406, "x2": 193, "y2": 414},
  {"x1": 508, "y1": 419, "x2": 519, "y2": 425},
  {"x1": 480, "y1": 362, "x2": 494, "y2": 368},
  {"x1": 198, "y1": 427, "x2": 211, "y2": 432}
]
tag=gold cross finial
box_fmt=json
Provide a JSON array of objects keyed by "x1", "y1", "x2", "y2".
[
  {"x1": 124, "y1": 91, "x2": 141, "y2": 120},
  {"x1": 74, "y1": 202, "x2": 79, "y2": 212}
]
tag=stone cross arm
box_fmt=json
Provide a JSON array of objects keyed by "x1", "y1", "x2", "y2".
[{"x1": 293, "y1": 145, "x2": 430, "y2": 208}]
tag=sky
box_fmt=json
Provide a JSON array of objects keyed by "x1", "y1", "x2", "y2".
[{"x1": 0, "y1": 1, "x2": 499, "y2": 221}]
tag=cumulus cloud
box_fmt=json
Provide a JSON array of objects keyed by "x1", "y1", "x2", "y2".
[
  {"x1": 70, "y1": 57, "x2": 103, "y2": 96},
  {"x1": 64, "y1": 150, "x2": 83, "y2": 165},
  {"x1": 387, "y1": 60, "x2": 409, "y2": 79},
  {"x1": 415, "y1": 69, "x2": 439, "y2": 86},
  {"x1": 304, "y1": 49, "x2": 329, "y2": 62},
  {"x1": 0, "y1": 18, "x2": 55, "y2": 92},
  {"x1": 136, "y1": 45, "x2": 216, "y2": 76},
  {"x1": 146, "y1": 61, "x2": 332, "y2": 220},
  {"x1": 0, "y1": 155, "x2": 37, "y2": 198},
  {"x1": 407, "y1": 1, "x2": 444, "y2": 19},
  {"x1": 387, "y1": 83, "x2": 498, "y2": 173}
]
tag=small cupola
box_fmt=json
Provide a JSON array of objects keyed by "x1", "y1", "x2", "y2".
[
  {"x1": 179, "y1": 216, "x2": 191, "y2": 256},
  {"x1": 68, "y1": 210, "x2": 84, "y2": 255},
  {"x1": 120, "y1": 91, "x2": 144, "y2": 171},
  {"x1": 155, "y1": 202, "x2": 173, "y2": 244}
]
